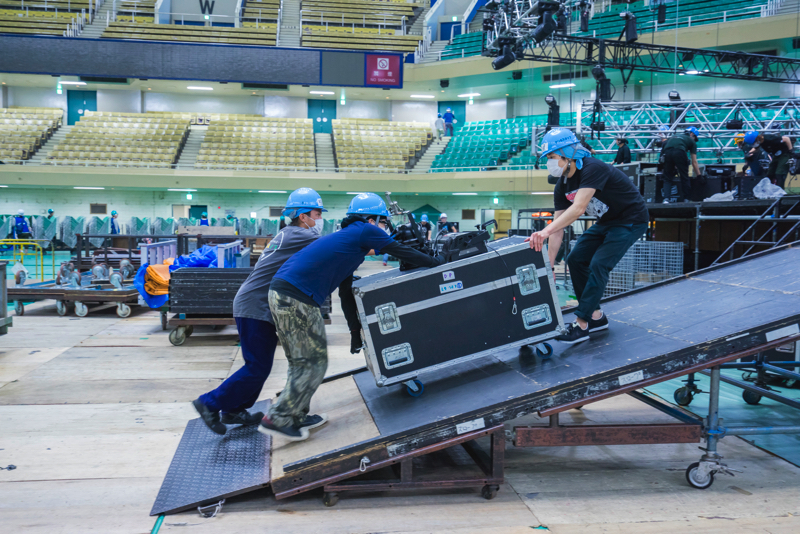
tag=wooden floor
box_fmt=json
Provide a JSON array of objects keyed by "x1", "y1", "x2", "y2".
[{"x1": 1, "y1": 261, "x2": 800, "y2": 533}]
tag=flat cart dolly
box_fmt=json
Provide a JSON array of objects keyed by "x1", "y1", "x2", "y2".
[{"x1": 167, "y1": 313, "x2": 237, "y2": 346}]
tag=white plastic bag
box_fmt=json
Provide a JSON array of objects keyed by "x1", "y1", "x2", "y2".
[
  {"x1": 752, "y1": 178, "x2": 786, "y2": 199},
  {"x1": 704, "y1": 190, "x2": 735, "y2": 202}
]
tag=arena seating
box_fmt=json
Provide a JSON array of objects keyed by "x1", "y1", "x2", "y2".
[
  {"x1": 114, "y1": 0, "x2": 155, "y2": 23},
  {"x1": 440, "y1": 31, "x2": 483, "y2": 60},
  {"x1": 0, "y1": 3, "x2": 86, "y2": 36},
  {"x1": 0, "y1": 107, "x2": 62, "y2": 163},
  {"x1": 45, "y1": 112, "x2": 188, "y2": 167},
  {"x1": 197, "y1": 116, "x2": 316, "y2": 170},
  {"x1": 301, "y1": 25, "x2": 420, "y2": 52},
  {"x1": 333, "y1": 119, "x2": 431, "y2": 172},
  {"x1": 241, "y1": 0, "x2": 281, "y2": 23}
]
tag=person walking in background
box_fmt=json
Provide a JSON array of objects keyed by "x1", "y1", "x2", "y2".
[
  {"x1": 110, "y1": 211, "x2": 120, "y2": 234},
  {"x1": 434, "y1": 113, "x2": 445, "y2": 139},
  {"x1": 443, "y1": 108, "x2": 456, "y2": 137}
]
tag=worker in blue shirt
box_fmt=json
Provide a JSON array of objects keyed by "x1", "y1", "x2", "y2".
[
  {"x1": 13, "y1": 209, "x2": 32, "y2": 239},
  {"x1": 226, "y1": 214, "x2": 239, "y2": 233},
  {"x1": 199, "y1": 212, "x2": 210, "y2": 226},
  {"x1": 110, "y1": 211, "x2": 120, "y2": 234},
  {"x1": 259, "y1": 193, "x2": 444, "y2": 442},
  {"x1": 443, "y1": 107, "x2": 456, "y2": 137}
]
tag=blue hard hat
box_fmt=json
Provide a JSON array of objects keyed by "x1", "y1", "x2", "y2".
[
  {"x1": 201, "y1": 212, "x2": 208, "y2": 217},
  {"x1": 744, "y1": 131, "x2": 759, "y2": 145},
  {"x1": 111, "y1": 210, "x2": 118, "y2": 216},
  {"x1": 47, "y1": 208, "x2": 54, "y2": 214},
  {"x1": 283, "y1": 187, "x2": 327, "y2": 218},
  {"x1": 685, "y1": 126, "x2": 700, "y2": 137},
  {"x1": 421, "y1": 214, "x2": 429, "y2": 222},
  {"x1": 347, "y1": 193, "x2": 389, "y2": 218},
  {"x1": 540, "y1": 129, "x2": 591, "y2": 169},
  {"x1": 227, "y1": 214, "x2": 233, "y2": 220},
  {"x1": 658, "y1": 125, "x2": 670, "y2": 131},
  {"x1": 446, "y1": 108, "x2": 452, "y2": 112},
  {"x1": 437, "y1": 113, "x2": 442, "y2": 118}
]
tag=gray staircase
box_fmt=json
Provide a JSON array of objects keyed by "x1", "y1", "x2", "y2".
[
  {"x1": 410, "y1": 136, "x2": 450, "y2": 173},
  {"x1": 79, "y1": 1, "x2": 115, "y2": 39},
  {"x1": 418, "y1": 40, "x2": 449, "y2": 64},
  {"x1": 407, "y1": 6, "x2": 430, "y2": 35},
  {"x1": 279, "y1": 0, "x2": 301, "y2": 47},
  {"x1": 777, "y1": 0, "x2": 800, "y2": 15},
  {"x1": 314, "y1": 133, "x2": 336, "y2": 171},
  {"x1": 468, "y1": 17, "x2": 483, "y2": 34},
  {"x1": 30, "y1": 125, "x2": 73, "y2": 164},
  {"x1": 176, "y1": 126, "x2": 207, "y2": 168}
]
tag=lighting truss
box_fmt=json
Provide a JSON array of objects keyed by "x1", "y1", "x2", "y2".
[{"x1": 482, "y1": 1, "x2": 800, "y2": 84}]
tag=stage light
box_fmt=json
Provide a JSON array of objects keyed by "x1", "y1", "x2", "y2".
[
  {"x1": 668, "y1": 90, "x2": 681, "y2": 101},
  {"x1": 491, "y1": 44, "x2": 517, "y2": 70},
  {"x1": 545, "y1": 94, "x2": 560, "y2": 126},
  {"x1": 531, "y1": 9, "x2": 558, "y2": 43},
  {"x1": 592, "y1": 65, "x2": 607, "y2": 81}
]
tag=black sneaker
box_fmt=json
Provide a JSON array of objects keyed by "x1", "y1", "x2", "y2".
[
  {"x1": 258, "y1": 416, "x2": 310, "y2": 442},
  {"x1": 220, "y1": 410, "x2": 264, "y2": 426},
  {"x1": 588, "y1": 312, "x2": 609, "y2": 333},
  {"x1": 192, "y1": 398, "x2": 227, "y2": 435},
  {"x1": 298, "y1": 413, "x2": 328, "y2": 430},
  {"x1": 556, "y1": 322, "x2": 590, "y2": 345}
]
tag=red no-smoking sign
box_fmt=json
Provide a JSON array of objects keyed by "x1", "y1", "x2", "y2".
[{"x1": 365, "y1": 54, "x2": 403, "y2": 88}]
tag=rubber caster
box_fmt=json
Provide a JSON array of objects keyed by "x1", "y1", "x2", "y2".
[
  {"x1": 117, "y1": 303, "x2": 131, "y2": 318},
  {"x1": 481, "y1": 484, "x2": 499, "y2": 500},
  {"x1": 185, "y1": 325, "x2": 194, "y2": 337},
  {"x1": 74, "y1": 302, "x2": 88, "y2": 317},
  {"x1": 15, "y1": 270, "x2": 27, "y2": 286},
  {"x1": 518, "y1": 345, "x2": 534, "y2": 358},
  {"x1": 685, "y1": 462, "x2": 714, "y2": 489},
  {"x1": 405, "y1": 379, "x2": 424, "y2": 397},
  {"x1": 743, "y1": 390, "x2": 762, "y2": 405},
  {"x1": 536, "y1": 342, "x2": 553, "y2": 359},
  {"x1": 109, "y1": 272, "x2": 123, "y2": 289},
  {"x1": 56, "y1": 300, "x2": 68, "y2": 316},
  {"x1": 323, "y1": 492, "x2": 339, "y2": 507},
  {"x1": 14, "y1": 301, "x2": 24, "y2": 316},
  {"x1": 169, "y1": 327, "x2": 187, "y2": 346},
  {"x1": 674, "y1": 386, "x2": 694, "y2": 406},
  {"x1": 160, "y1": 312, "x2": 168, "y2": 331}
]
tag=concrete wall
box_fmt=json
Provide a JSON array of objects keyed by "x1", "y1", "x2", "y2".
[
  {"x1": 0, "y1": 85, "x2": 7, "y2": 108},
  {"x1": 97, "y1": 89, "x2": 142, "y2": 113},
  {"x1": 169, "y1": 0, "x2": 238, "y2": 23},
  {"x1": 143, "y1": 92, "x2": 264, "y2": 115},
  {"x1": 391, "y1": 101, "x2": 437, "y2": 131},
  {"x1": 263, "y1": 95, "x2": 307, "y2": 118},
  {"x1": 7, "y1": 86, "x2": 67, "y2": 114},
  {"x1": 443, "y1": 0, "x2": 473, "y2": 17},
  {"x1": 465, "y1": 98, "x2": 507, "y2": 122},
  {"x1": 337, "y1": 99, "x2": 391, "y2": 120}
]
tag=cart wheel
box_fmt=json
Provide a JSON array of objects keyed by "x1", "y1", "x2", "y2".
[
  {"x1": 518, "y1": 345, "x2": 534, "y2": 358},
  {"x1": 185, "y1": 325, "x2": 194, "y2": 337},
  {"x1": 161, "y1": 312, "x2": 168, "y2": 331},
  {"x1": 674, "y1": 386, "x2": 694, "y2": 406},
  {"x1": 742, "y1": 390, "x2": 762, "y2": 405},
  {"x1": 481, "y1": 484, "x2": 499, "y2": 500},
  {"x1": 322, "y1": 492, "x2": 339, "y2": 507},
  {"x1": 536, "y1": 342, "x2": 553, "y2": 359},
  {"x1": 14, "y1": 301, "x2": 24, "y2": 316},
  {"x1": 109, "y1": 272, "x2": 123, "y2": 289},
  {"x1": 56, "y1": 300, "x2": 68, "y2": 316},
  {"x1": 14, "y1": 270, "x2": 27, "y2": 286},
  {"x1": 406, "y1": 379, "x2": 424, "y2": 397},
  {"x1": 117, "y1": 303, "x2": 131, "y2": 318},
  {"x1": 685, "y1": 462, "x2": 714, "y2": 489},
  {"x1": 169, "y1": 327, "x2": 187, "y2": 346},
  {"x1": 74, "y1": 302, "x2": 88, "y2": 317}
]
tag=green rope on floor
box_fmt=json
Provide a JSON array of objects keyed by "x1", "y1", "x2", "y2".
[{"x1": 150, "y1": 515, "x2": 164, "y2": 534}]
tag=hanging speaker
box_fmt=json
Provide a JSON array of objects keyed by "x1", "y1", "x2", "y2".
[{"x1": 657, "y1": 4, "x2": 667, "y2": 24}]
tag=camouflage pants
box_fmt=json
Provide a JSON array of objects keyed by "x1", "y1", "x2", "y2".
[{"x1": 267, "y1": 290, "x2": 328, "y2": 427}]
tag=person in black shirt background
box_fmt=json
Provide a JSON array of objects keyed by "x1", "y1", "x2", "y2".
[
  {"x1": 743, "y1": 131, "x2": 793, "y2": 189},
  {"x1": 613, "y1": 137, "x2": 632, "y2": 164},
  {"x1": 526, "y1": 129, "x2": 649, "y2": 345}
]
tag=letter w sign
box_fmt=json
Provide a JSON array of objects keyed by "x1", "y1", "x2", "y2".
[{"x1": 199, "y1": 0, "x2": 215, "y2": 14}]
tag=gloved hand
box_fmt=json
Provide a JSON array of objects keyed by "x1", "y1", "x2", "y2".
[
  {"x1": 350, "y1": 329, "x2": 363, "y2": 354},
  {"x1": 431, "y1": 255, "x2": 446, "y2": 267}
]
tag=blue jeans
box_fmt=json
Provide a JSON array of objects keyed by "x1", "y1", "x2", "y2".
[
  {"x1": 199, "y1": 317, "x2": 278, "y2": 414},
  {"x1": 567, "y1": 223, "x2": 649, "y2": 321},
  {"x1": 445, "y1": 123, "x2": 454, "y2": 136}
]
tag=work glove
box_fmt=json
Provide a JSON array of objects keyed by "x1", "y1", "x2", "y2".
[
  {"x1": 350, "y1": 329, "x2": 363, "y2": 354},
  {"x1": 431, "y1": 255, "x2": 447, "y2": 267}
]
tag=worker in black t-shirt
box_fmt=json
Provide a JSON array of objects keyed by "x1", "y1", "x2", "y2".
[
  {"x1": 526, "y1": 129, "x2": 649, "y2": 345},
  {"x1": 662, "y1": 127, "x2": 702, "y2": 203},
  {"x1": 743, "y1": 131, "x2": 793, "y2": 189},
  {"x1": 613, "y1": 137, "x2": 632, "y2": 164}
]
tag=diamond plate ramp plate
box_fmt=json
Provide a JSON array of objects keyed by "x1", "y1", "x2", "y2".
[{"x1": 151, "y1": 400, "x2": 271, "y2": 516}]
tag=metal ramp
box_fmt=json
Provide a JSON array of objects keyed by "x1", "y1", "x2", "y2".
[{"x1": 152, "y1": 243, "x2": 800, "y2": 514}]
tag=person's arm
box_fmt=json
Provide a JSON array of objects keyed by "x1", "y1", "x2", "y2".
[
  {"x1": 782, "y1": 136, "x2": 793, "y2": 151},
  {"x1": 691, "y1": 153, "x2": 701, "y2": 177},
  {"x1": 545, "y1": 210, "x2": 566, "y2": 270},
  {"x1": 381, "y1": 241, "x2": 443, "y2": 268},
  {"x1": 526, "y1": 189, "x2": 595, "y2": 252},
  {"x1": 338, "y1": 276, "x2": 363, "y2": 354}
]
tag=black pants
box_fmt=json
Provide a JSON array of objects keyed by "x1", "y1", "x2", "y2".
[
  {"x1": 567, "y1": 223, "x2": 649, "y2": 322},
  {"x1": 767, "y1": 152, "x2": 790, "y2": 189},
  {"x1": 662, "y1": 148, "x2": 691, "y2": 202}
]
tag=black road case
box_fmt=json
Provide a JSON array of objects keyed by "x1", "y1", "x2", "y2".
[{"x1": 352, "y1": 237, "x2": 564, "y2": 389}]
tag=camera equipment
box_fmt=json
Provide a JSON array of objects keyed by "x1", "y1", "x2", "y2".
[{"x1": 433, "y1": 220, "x2": 496, "y2": 263}]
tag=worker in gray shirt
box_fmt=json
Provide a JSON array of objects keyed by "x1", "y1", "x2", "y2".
[
  {"x1": 192, "y1": 187, "x2": 327, "y2": 435},
  {"x1": 434, "y1": 113, "x2": 445, "y2": 139}
]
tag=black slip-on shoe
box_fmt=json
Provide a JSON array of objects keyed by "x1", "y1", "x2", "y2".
[
  {"x1": 258, "y1": 416, "x2": 310, "y2": 442},
  {"x1": 298, "y1": 413, "x2": 328, "y2": 430},
  {"x1": 192, "y1": 398, "x2": 227, "y2": 435},
  {"x1": 220, "y1": 410, "x2": 264, "y2": 426},
  {"x1": 556, "y1": 322, "x2": 591, "y2": 345},
  {"x1": 588, "y1": 312, "x2": 609, "y2": 333}
]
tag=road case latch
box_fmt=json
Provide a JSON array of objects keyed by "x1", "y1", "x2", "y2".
[
  {"x1": 516, "y1": 264, "x2": 541, "y2": 295},
  {"x1": 521, "y1": 305, "x2": 552, "y2": 330},
  {"x1": 375, "y1": 303, "x2": 402, "y2": 334},
  {"x1": 382, "y1": 343, "x2": 414, "y2": 369}
]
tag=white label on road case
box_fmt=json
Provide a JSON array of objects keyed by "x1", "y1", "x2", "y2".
[
  {"x1": 766, "y1": 324, "x2": 800, "y2": 342},
  {"x1": 439, "y1": 280, "x2": 464, "y2": 294},
  {"x1": 456, "y1": 417, "x2": 485, "y2": 435},
  {"x1": 618, "y1": 370, "x2": 644, "y2": 386},
  {"x1": 442, "y1": 270, "x2": 455, "y2": 281}
]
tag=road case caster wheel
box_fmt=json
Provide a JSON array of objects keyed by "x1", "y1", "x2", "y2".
[
  {"x1": 56, "y1": 300, "x2": 68, "y2": 316},
  {"x1": 742, "y1": 390, "x2": 762, "y2": 405},
  {"x1": 323, "y1": 492, "x2": 339, "y2": 507},
  {"x1": 15, "y1": 270, "x2": 27, "y2": 286},
  {"x1": 14, "y1": 301, "x2": 24, "y2": 316},
  {"x1": 481, "y1": 484, "x2": 499, "y2": 500},
  {"x1": 536, "y1": 342, "x2": 553, "y2": 359},
  {"x1": 685, "y1": 462, "x2": 714, "y2": 489},
  {"x1": 518, "y1": 345, "x2": 534, "y2": 358},
  {"x1": 117, "y1": 303, "x2": 131, "y2": 318},
  {"x1": 74, "y1": 302, "x2": 88, "y2": 317},
  {"x1": 674, "y1": 386, "x2": 694, "y2": 406},
  {"x1": 169, "y1": 327, "x2": 187, "y2": 346},
  {"x1": 161, "y1": 312, "x2": 168, "y2": 331},
  {"x1": 185, "y1": 325, "x2": 194, "y2": 337},
  {"x1": 405, "y1": 379, "x2": 424, "y2": 397}
]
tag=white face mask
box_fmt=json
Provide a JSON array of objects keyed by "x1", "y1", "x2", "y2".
[
  {"x1": 304, "y1": 217, "x2": 322, "y2": 235},
  {"x1": 547, "y1": 158, "x2": 566, "y2": 178}
]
